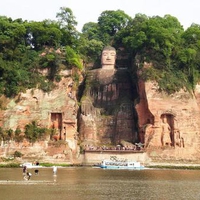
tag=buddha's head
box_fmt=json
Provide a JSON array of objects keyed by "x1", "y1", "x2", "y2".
[{"x1": 101, "y1": 46, "x2": 116, "y2": 69}]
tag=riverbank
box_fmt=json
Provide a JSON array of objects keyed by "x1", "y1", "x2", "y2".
[
  {"x1": 146, "y1": 162, "x2": 200, "y2": 170},
  {"x1": 0, "y1": 162, "x2": 76, "y2": 168},
  {"x1": 1, "y1": 161, "x2": 200, "y2": 170}
]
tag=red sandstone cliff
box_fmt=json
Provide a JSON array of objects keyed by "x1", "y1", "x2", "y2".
[
  {"x1": 1, "y1": 67, "x2": 200, "y2": 164},
  {"x1": 0, "y1": 70, "x2": 82, "y2": 164},
  {"x1": 136, "y1": 79, "x2": 200, "y2": 163}
]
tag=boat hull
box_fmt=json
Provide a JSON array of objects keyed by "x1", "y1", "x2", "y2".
[
  {"x1": 100, "y1": 159, "x2": 145, "y2": 170},
  {"x1": 100, "y1": 165, "x2": 144, "y2": 169}
]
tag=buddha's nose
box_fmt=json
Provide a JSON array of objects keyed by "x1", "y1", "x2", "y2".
[{"x1": 107, "y1": 54, "x2": 111, "y2": 59}]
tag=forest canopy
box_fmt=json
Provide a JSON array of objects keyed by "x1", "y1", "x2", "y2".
[{"x1": 1, "y1": 7, "x2": 200, "y2": 97}]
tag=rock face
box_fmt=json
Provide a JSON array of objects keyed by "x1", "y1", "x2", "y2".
[
  {"x1": 78, "y1": 54, "x2": 200, "y2": 163},
  {"x1": 136, "y1": 80, "x2": 200, "y2": 162},
  {"x1": 0, "y1": 73, "x2": 80, "y2": 163},
  {"x1": 1, "y1": 57, "x2": 200, "y2": 164}
]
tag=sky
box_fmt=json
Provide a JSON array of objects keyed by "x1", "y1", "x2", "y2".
[{"x1": 1, "y1": 0, "x2": 200, "y2": 31}]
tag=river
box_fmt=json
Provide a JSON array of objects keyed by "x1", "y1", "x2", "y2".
[{"x1": 0, "y1": 167, "x2": 200, "y2": 200}]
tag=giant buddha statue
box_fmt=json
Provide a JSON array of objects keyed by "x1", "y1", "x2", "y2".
[{"x1": 79, "y1": 46, "x2": 138, "y2": 146}]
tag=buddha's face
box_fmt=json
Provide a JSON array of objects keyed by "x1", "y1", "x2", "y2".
[{"x1": 101, "y1": 49, "x2": 116, "y2": 66}]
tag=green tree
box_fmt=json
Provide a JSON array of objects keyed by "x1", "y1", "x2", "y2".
[
  {"x1": 78, "y1": 38, "x2": 104, "y2": 63},
  {"x1": 25, "y1": 20, "x2": 62, "y2": 50},
  {"x1": 179, "y1": 24, "x2": 200, "y2": 89},
  {"x1": 82, "y1": 22, "x2": 100, "y2": 40},
  {"x1": 39, "y1": 48, "x2": 63, "y2": 81},
  {"x1": 0, "y1": 16, "x2": 26, "y2": 61},
  {"x1": 115, "y1": 14, "x2": 148, "y2": 54},
  {"x1": 98, "y1": 10, "x2": 132, "y2": 45},
  {"x1": 56, "y1": 7, "x2": 79, "y2": 47},
  {"x1": 79, "y1": 22, "x2": 103, "y2": 63},
  {"x1": 115, "y1": 14, "x2": 189, "y2": 93}
]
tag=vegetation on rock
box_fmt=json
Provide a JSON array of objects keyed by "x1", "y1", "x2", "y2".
[
  {"x1": 0, "y1": 121, "x2": 52, "y2": 143},
  {"x1": 24, "y1": 121, "x2": 51, "y2": 143},
  {"x1": 0, "y1": 7, "x2": 83, "y2": 98},
  {"x1": 1, "y1": 7, "x2": 200, "y2": 96}
]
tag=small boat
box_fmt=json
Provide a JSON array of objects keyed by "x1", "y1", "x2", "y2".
[{"x1": 100, "y1": 157, "x2": 145, "y2": 169}]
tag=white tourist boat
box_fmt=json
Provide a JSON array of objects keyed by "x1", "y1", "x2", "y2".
[{"x1": 100, "y1": 157, "x2": 144, "y2": 169}]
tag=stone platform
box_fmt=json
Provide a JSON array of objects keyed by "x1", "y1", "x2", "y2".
[{"x1": 83, "y1": 150, "x2": 150, "y2": 165}]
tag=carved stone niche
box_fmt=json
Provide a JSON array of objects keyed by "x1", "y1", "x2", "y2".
[
  {"x1": 160, "y1": 111, "x2": 176, "y2": 147},
  {"x1": 50, "y1": 112, "x2": 63, "y2": 140}
]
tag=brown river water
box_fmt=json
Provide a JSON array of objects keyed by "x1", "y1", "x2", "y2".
[{"x1": 0, "y1": 167, "x2": 200, "y2": 200}]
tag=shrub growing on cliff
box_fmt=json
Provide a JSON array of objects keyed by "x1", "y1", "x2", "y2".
[
  {"x1": 0, "y1": 128, "x2": 14, "y2": 141},
  {"x1": 14, "y1": 128, "x2": 24, "y2": 143},
  {"x1": 0, "y1": 127, "x2": 4, "y2": 141},
  {"x1": 13, "y1": 151, "x2": 23, "y2": 158},
  {"x1": 24, "y1": 121, "x2": 50, "y2": 143},
  {"x1": 65, "y1": 46, "x2": 83, "y2": 69}
]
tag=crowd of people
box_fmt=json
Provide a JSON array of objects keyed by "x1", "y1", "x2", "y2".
[{"x1": 84, "y1": 143, "x2": 144, "y2": 151}]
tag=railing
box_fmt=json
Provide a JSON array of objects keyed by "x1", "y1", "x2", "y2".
[
  {"x1": 84, "y1": 146, "x2": 145, "y2": 153},
  {"x1": 84, "y1": 143, "x2": 145, "y2": 152}
]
